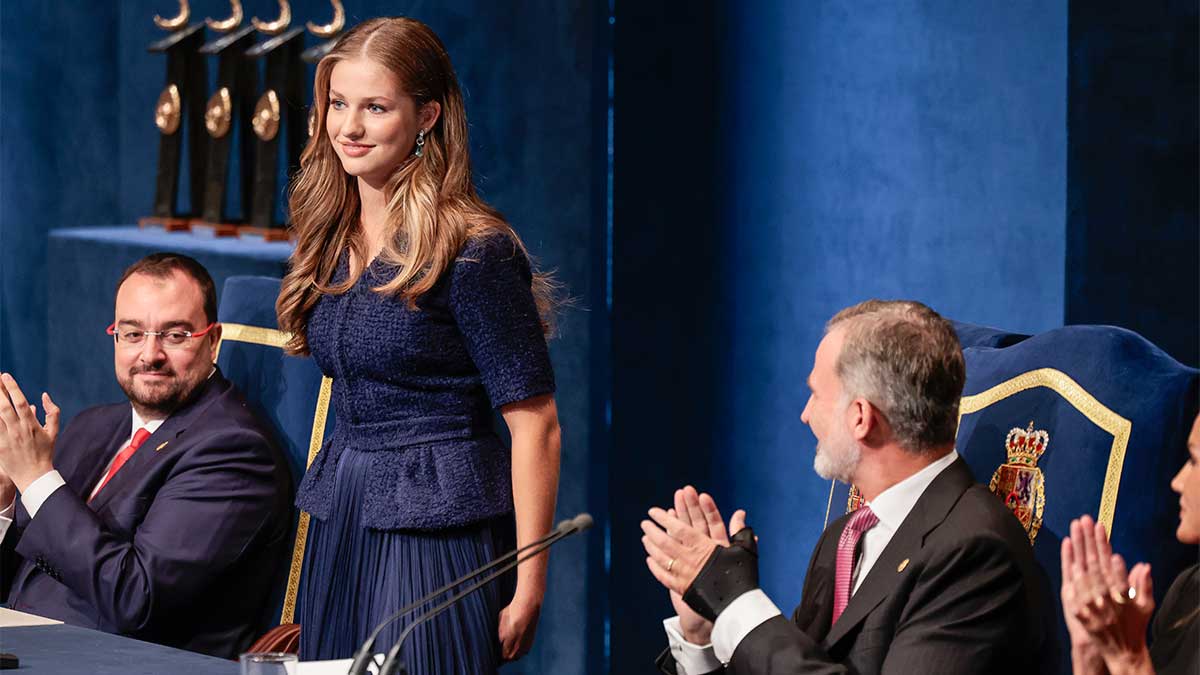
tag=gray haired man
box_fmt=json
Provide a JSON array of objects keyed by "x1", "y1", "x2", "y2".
[{"x1": 642, "y1": 300, "x2": 1047, "y2": 674}]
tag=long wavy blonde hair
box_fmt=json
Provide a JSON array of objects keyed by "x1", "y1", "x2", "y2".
[{"x1": 277, "y1": 17, "x2": 555, "y2": 355}]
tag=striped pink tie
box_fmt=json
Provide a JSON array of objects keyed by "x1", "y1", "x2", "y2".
[{"x1": 832, "y1": 505, "x2": 879, "y2": 624}]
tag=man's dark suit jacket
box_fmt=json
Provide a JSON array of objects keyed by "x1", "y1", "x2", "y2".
[
  {"x1": 659, "y1": 457, "x2": 1048, "y2": 674},
  {"x1": 0, "y1": 370, "x2": 293, "y2": 659}
]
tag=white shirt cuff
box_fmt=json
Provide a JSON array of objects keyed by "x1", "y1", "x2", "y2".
[
  {"x1": 663, "y1": 616, "x2": 722, "y2": 674},
  {"x1": 20, "y1": 470, "x2": 67, "y2": 518},
  {"x1": 711, "y1": 589, "x2": 783, "y2": 663},
  {"x1": 0, "y1": 496, "x2": 15, "y2": 542}
]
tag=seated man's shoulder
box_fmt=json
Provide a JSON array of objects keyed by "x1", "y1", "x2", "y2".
[
  {"x1": 187, "y1": 383, "x2": 284, "y2": 460},
  {"x1": 926, "y1": 483, "x2": 1037, "y2": 567},
  {"x1": 953, "y1": 483, "x2": 1034, "y2": 541},
  {"x1": 207, "y1": 384, "x2": 269, "y2": 429}
]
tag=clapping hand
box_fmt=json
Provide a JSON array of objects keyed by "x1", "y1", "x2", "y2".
[
  {"x1": 0, "y1": 373, "x2": 60, "y2": 493},
  {"x1": 641, "y1": 486, "x2": 748, "y2": 645},
  {"x1": 1061, "y1": 515, "x2": 1155, "y2": 675}
]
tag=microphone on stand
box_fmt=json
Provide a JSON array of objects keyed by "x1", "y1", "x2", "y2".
[
  {"x1": 374, "y1": 513, "x2": 593, "y2": 675},
  {"x1": 346, "y1": 513, "x2": 594, "y2": 675}
]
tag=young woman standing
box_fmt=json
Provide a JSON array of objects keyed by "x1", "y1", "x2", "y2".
[{"x1": 276, "y1": 17, "x2": 561, "y2": 672}]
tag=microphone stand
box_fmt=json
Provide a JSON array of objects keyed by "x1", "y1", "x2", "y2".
[
  {"x1": 375, "y1": 514, "x2": 592, "y2": 675},
  {"x1": 346, "y1": 514, "x2": 592, "y2": 675}
]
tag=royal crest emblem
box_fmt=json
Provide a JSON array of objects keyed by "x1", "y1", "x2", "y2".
[
  {"x1": 846, "y1": 485, "x2": 865, "y2": 513},
  {"x1": 990, "y1": 421, "x2": 1048, "y2": 545}
]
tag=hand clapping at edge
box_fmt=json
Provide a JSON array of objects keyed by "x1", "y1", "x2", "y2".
[
  {"x1": 0, "y1": 373, "x2": 60, "y2": 496},
  {"x1": 1061, "y1": 514, "x2": 1156, "y2": 675}
]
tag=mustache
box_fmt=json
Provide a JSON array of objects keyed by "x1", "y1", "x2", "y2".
[{"x1": 129, "y1": 363, "x2": 176, "y2": 377}]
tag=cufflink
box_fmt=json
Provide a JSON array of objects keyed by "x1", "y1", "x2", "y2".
[{"x1": 897, "y1": 558, "x2": 909, "y2": 572}]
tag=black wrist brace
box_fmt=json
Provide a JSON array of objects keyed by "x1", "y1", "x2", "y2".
[{"x1": 681, "y1": 526, "x2": 759, "y2": 622}]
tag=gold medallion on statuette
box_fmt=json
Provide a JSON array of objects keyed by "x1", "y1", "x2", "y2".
[
  {"x1": 253, "y1": 90, "x2": 281, "y2": 141},
  {"x1": 205, "y1": 87, "x2": 233, "y2": 138},
  {"x1": 155, "y1": 84, "x2": 182, "y2": 135}
]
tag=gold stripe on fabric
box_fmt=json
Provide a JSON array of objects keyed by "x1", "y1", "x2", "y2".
[
  {"x1": 214, "y1": 323, "x2": 291, "y2": 361},
  {"x1": 220, "y1": 322, "x2": 291, "y2": 348},
  {"x1": 957, "y1": 367, "x2": 1132, "y2": 533},
  {"x1": 280, "y1": 375, "x2": 333, "y2": 624},
  {"x1": 279, "y1": 513, "x2": 312, "y2": 625},
  {"x1": 306, "y1": 376, "x2": 333, "y2": 469}
]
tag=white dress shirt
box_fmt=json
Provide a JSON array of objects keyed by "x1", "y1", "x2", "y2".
[
  {"x1": 0, "y1": 408, "x2": 166, "y2": 541},
  {"x1": 663, "y1": 450, "x2": 961, "y2": 673}
]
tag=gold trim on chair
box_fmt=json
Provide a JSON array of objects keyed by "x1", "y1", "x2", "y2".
[
  {"x1": 279, "y1": 375, "x2": 332, "y2": 624},
  {"x1": 823, "y1": 367, "x2": 1132, "y2": 534},
  {"x1": 217, "y1": 323, "x2": 292, "y2": 355},
  {"x1": 215, "y1": 323, "x2": 332, "y2": 625},
  {"x1": 957, "y1": 367, "x2": 1132, "y2": 534}
]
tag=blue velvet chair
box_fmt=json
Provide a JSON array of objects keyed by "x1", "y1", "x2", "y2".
[
  {"x1": 214, "y1": 275, "x2": 334, "y2": 653},
  {"x1": 827, "y1": 322, "x2": 1199, "y2": 674}
]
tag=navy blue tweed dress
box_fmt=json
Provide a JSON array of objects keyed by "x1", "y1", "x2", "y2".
[{"x1": 294, "y1": 233, "x2": 555, "y2": 672}]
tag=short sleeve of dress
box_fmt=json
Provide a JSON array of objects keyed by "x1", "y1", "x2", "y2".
[{"x1": 449, "y1": 233, "x2": 556, "y2": 409}]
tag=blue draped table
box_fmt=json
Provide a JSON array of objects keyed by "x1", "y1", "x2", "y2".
[
  {"x1": 46, "y1": 225, "x2": 293, "y2": 423},
  {"x1": 0, "y1": 623, "x2": 237, "y2": 674}
]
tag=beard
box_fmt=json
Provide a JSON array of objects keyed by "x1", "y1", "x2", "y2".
[
  {"x1": 116, "y1": 361, "x2": 206, "y2": 416},
  {"x1": 813, "y1": 430, "x2": 862, "y2": 483}
]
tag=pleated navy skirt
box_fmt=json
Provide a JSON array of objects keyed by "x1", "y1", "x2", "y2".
[{"x1": 297, "y1": 448, "x2": 516, "y2": 672}]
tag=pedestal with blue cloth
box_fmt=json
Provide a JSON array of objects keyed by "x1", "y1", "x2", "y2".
[
  {"x1": 826, "y1": 321, "x2": 1199, "y2": 675},
  {"x1": 46, "y1": 226, "x2": 292, "y2": 423}
]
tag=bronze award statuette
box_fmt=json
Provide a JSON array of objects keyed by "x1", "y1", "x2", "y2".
[
  {"x1": 240, "y1": 0, "x2": 306, "y2": 242},
  {"x1": 298, "y1": 1, "x2": 350, "y2": 159},
  {"x1": 301, "y1": 0, "x2": 348, "y2": 64},
  {"x1": 194, "y1": 0, "x2": 257, "y2": 237},
  {"x1": 139, "y1": 0, "x2": 208, "y2": 232}
]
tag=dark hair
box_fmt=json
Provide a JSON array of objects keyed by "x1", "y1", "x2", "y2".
[
  {"x1": 827, "y1": 300, "x2": 966, "y2": 453},
  {"x1": 116, "y1": 253, "x2": 218, "y2": 324}
]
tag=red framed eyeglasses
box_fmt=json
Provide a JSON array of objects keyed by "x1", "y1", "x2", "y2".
[{"x1": 106, "y1": 322, "x2": 219, "y2": 348}]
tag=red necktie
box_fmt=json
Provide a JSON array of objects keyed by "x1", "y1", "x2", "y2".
[
  {"x1": 832, "y1": 505, "x2": 879, "y2": 624},
  {"x1": 90, "y1": 428, "x2": 152, "y2": 501}
]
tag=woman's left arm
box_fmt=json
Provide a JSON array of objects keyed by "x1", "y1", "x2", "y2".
[{"x1": 498, "y1": 392, "x2": 562, "y2": 662}]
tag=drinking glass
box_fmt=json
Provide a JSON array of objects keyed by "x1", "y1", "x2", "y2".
[{"x1": 239, "y1": 651, "x2": 298, "y2": 675}]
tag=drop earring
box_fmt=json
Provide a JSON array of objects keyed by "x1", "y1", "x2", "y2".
[{"x1": 414, "y1": 129, "x2": 426, "y2": 157}]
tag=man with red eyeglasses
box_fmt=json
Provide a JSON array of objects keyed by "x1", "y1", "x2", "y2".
[{"x1": 0, "y1": 253, "x2": 292, "y2": 658}]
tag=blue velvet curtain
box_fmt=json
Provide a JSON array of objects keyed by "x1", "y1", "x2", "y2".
[{"x1": 2, "y1": 1, "x2": 1195, "y2": 673}]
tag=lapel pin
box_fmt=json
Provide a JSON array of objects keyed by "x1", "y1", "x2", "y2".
[
  {"x1": 155, "y1": 441, "x2": 169, "y2": 452},
  {"x1": 897, "y1": 558, "x2": 909, "y2": 572}
]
